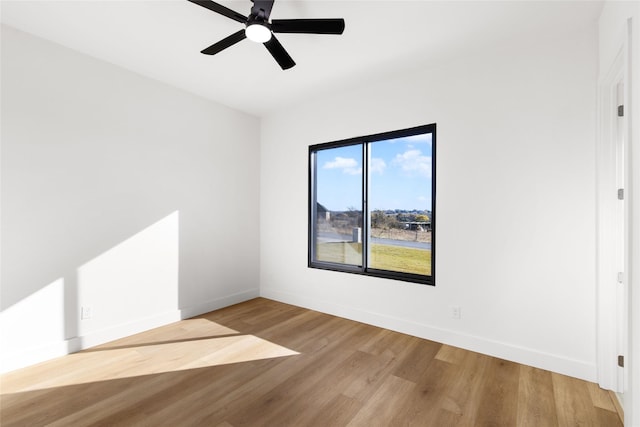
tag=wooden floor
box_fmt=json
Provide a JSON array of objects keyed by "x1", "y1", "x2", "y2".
[{"x1": 0, "y1": 298, "x2": 622, "y2": 426}]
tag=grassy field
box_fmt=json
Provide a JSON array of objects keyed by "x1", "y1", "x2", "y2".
[{"x1": 316, "y1": 242, "x2": 431, "y2": 276}]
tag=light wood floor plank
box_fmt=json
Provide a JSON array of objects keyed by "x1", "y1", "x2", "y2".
[
  {"x1": 517, "y1": 365, "x2": 559, "y2": 427},
  {"x1": 587, "y1": 381, "x2": 617, "y2": 412},
  {"x1": 475, "y1": 358, "x2": 520, "y2": 426},
  {"x1": 432, "y1": 349, "x2": 491, "y2": 426},
  {"x1": 0, "y1": 298, "x2": 622, "y2": 426},
  {"x1": 551, "y1": 372, "x2": 620, "y2": 427},
  {"x1": 347, "y1": 374, "x2": 416, "y2": 426},
  {"x1": 307, "y1": 393, "x2": 362, "y2": 427},
  {"x1": 391, "y1": 357, "x2": 458, "y2": 424},
  {"x1": 392, "y1": 335, "x2": 441, "y2": 383},
  {"x1": 435, "y1": 344, "x2": 468, "y2": 365}
]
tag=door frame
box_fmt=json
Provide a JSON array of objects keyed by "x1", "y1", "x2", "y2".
[{"x1": 595, "y1": 21, "x2": 630, "y2": 393}]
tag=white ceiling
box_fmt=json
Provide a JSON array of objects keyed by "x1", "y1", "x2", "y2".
[{"x1": 1, "y1": 0, "x2": 603, "y2": 117}]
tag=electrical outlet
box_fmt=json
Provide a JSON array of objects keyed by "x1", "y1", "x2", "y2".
[
  {"x1": 81, "y1": 306, "x2": 92, "y2": 320},
  {"x1": 451, "y1": 306, "x2": 461, "y2": 320}
]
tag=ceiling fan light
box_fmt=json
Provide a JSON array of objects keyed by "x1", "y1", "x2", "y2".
[{"x1": 246, "y1": 23, "x2": 271, "y2": 43}]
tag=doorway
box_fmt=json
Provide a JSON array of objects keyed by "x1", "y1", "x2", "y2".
[{"x1": 596, "y1": 27, "x2": 630, "y2": 401}]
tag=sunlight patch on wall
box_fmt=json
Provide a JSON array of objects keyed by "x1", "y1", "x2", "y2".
[
  {"x1": 76, "y1": 211, "x2": 180, "y2": 336},
  {"x1": 0, "y1": 278, "x2": 66, "y2": 371},
  {"x1": 1, "y1": 212, "x2": 182, "y2": 373}
]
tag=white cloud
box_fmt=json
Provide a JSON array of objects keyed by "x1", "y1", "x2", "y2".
[
  {"x1": 323, "y1": 157, "x2": 361, "y2": 175},
  {"x1": 344, "y1": 167, "x2": 363, "y2": 175},
  {"x1": 393, "y1": 149, "x2": 432, "y2": 177},
  {"x1": 388, "y1": 134, "x2": 432, "y2": 145},
  {"x1": 370, "y1": 157, "x2": 386, "y2": 174},
  {"x1": 404, "y1": 134, "x2": 431, "y2": 145},
  {"x1": 324, "y1": 157, "x2": 357, "y2": 169}
]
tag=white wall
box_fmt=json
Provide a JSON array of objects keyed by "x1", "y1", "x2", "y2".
[
  {"x1": 599, "y1": 2, "x2": 640, "y2": 425},
  {"x1": 260, "y1": 27, "x2": 599, "y2": 381},
  {"x1": 0, "y1": 26, "x2": 261, "y2": 372}
]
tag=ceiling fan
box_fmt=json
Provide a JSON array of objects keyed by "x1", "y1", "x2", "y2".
[{"x1": 188, "y1": 0, "x2": 345, "y2": 70}]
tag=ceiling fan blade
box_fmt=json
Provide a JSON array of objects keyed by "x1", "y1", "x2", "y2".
[
  {"x1": 264, "y1": 35, "x2": 295, "y2": 70},
  {"x1": 201, "y1": 30, "x2": 246, "y2": 55},
  {"x1": 250, "y1": 0, "x2": 275, "y2": 20},
  {"x1": 271, "y1": 19, "x2": 345, "y2": 35},
  {"x1": 188, "y1": 0, "x2": 247, "y2": 24}
]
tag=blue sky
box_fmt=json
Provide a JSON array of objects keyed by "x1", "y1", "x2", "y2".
[{"x1": 316, "y1": 133, "x2": 433, "y2": 212}]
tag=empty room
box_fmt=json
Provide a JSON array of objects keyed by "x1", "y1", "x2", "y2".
[{"x1": 1, "y1": 0, "x2": 639, "y2": 425}]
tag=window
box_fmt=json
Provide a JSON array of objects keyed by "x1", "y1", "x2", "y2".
[{"x1": 309, "y1": 124, "x2": 436, "y2": 285}]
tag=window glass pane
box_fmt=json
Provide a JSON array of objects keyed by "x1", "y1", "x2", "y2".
[
  {"x1": 367, "y1": 134, "x2": 433, "y2": 276},
  {"x1": 313, "y1": 145, "x2": 363, "y2": 266}
]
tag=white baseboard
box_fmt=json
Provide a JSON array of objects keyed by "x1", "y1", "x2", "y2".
[
  {"x1": 0, "y1": 340, "x2": 73, "y2": 374},
  {"x1": 179, "y1": 288, "x2": 260, "y2": 319},
  {"x1": 0, "y1": 289, "x2": 259, "y2": 374},
  {"x1": 0, "y1": 309, "x2": 182, "y2": 374},
  {"x1": 69, "y1": 310, "x2": 183, "y2": 352},
  {"x1": 260, "y1": 287, "x2": 597, "y2": 382}
]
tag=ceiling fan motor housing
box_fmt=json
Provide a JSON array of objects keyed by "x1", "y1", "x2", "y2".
[{"x1": 188, "y1": 0, "x2": 345, "y2": 70}]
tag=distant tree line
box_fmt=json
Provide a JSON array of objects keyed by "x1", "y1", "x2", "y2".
[
  {"x1": 370, "y1": 210, "x2": 431, "y2": 230},
  {"x1": 326, "y1": 209, "x2": 431, "y2": 231}
]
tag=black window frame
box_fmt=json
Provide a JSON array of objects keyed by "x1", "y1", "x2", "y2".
[{"x1": 308, "y1": 123, "x2": 436, "y2": 286}]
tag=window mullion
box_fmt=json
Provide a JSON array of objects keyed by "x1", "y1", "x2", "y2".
[
  {"x1": 309, "y1": 150, "x2": 317, "y2": 265},
  {"x1": 362, "y1": 142, "x2": 369, "y2": 272}
]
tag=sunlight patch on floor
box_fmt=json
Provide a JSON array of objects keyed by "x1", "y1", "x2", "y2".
[{"x1": 1, "y1": 333, "x2": 299, "y2": 393}]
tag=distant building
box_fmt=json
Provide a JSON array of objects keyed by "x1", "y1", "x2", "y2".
[
  {"x1": 317, "y1": 203, "x2": 330, "y2": 221},
  {"x1": 404, "y1": 221, "x2": 431, "y2": 231}
]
